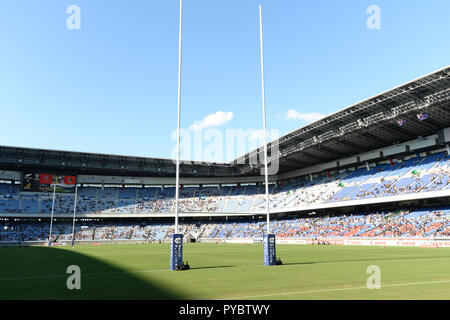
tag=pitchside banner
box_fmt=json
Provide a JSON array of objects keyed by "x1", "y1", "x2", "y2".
[
  {"x1": 264, "y1": 234, "x2": 276, "y2": 266},
  {"x1": 170, "y1": 234, "x2": 183, "y2": 270}
]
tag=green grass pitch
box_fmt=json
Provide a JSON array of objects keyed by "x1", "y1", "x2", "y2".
[{"x1": 1, "y1": 243, "x2": 449, "y2": 299}]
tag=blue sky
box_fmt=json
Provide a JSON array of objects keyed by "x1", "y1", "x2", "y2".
[{"x1": 0, "y1": 0, "x2": 449, "y2": 162}]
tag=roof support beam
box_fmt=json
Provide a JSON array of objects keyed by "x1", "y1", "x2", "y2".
[
  {"x1": 315, "y1": 145, "x2": 346, "y2": 157},
  {"x1": 282, "y1": 158, "x2": 308, "y2": 168},
  {"x1": 298, "y1": 151, "x2": 323, "y2": 162},
  {"x1": 420, "y1": 118, "x2": 443, "y2": 131},
  {"x1": 379, "y1": 123, "x2": 415, "y2": 139},
  {"x1": 360, "y1": 132, "x2": 391, "y2": 145},
  {"x1": 335, "y1": 139, "x2": 365, "y2": 152}
]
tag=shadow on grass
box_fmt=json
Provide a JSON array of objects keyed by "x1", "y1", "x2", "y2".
[{"x1": 0, "y1": 245, "x2": 185, "y2": 300}]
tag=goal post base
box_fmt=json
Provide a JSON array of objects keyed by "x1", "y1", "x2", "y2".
[
  {"x1": 264, "y1": 233, "x2": 277, "y2": 266},
  {"x1": 170, "y1": 233, "x2": 184, "y2": 270}
]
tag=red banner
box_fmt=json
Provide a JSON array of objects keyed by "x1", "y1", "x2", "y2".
[
  {"x1": 40, "y1": 173, "x2": 53, "y2": 185},
  {"x1": 389, "y1": 157, "x2": 394, "y2": 166},
  {"x1": 64, "y1": 176, "x2": 76, "y2": 185}
]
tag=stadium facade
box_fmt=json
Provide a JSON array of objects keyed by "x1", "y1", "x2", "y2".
[{"x1": 0, "y1": 66, "x2": 449, "y2": 246}]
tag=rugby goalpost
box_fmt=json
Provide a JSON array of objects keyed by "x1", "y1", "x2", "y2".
[
  {"x1": 169, "y1": 2, "x2": 278, "y2": 269},
  {"x1": 169, "y1": 0, "x2": 186, "y2": 271},
  {"x1": 47, "y1": 181, "x2": 78, "y2": 247},
  {"x1": 258, "y1": 4, "x2": 277, "y2": 266},
  {"x1": 47, "y1": 183, "x2": 57, "y2": 246}
]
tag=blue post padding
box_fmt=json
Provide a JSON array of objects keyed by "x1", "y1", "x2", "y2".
[
  {"x1": 264, "y1": 233, "x2": 276, "y2": 266},
  {"x1": 170, "y1": 233, "x2": 183, "y2": 270}
]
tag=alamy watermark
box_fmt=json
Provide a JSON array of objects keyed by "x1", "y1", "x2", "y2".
[
  {"x1": 171, "y1": 128, "x2": 280, "y2": 175},
  {"x1": 366, "y1": 265, "x2": 381, "y2": 289},
  {"x1": 66, "y1": 265, "x2": 81, "y2": 290},
  {"x1": 366, "y1": 5, "x2": 381, "y2": 30},
  {"x1": 66, "y1": 5, "x2": 81, "y2": 30}
]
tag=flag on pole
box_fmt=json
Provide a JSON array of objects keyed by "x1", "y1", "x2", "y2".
[{"x1": 416, "y1": 113, "x2": 429, "y2": 121}]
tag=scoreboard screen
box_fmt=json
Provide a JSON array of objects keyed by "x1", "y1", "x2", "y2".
[{"x1": 22, "y1": 173, "x2": 77, "y2": 193}]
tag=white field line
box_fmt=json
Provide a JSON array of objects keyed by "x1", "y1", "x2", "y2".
[{"x1": 219, "y1": 279, "x2": 450, "y2": 300}]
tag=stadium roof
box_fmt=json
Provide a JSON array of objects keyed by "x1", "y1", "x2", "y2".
[
  {"x1": 1, "y1": 66, "x2": 449, "y2": 178},
  {"x1": 234, "y1": 65, "x2": 450, "y2": 175},
  {"x1": 0, "y1": 145, "x2": 240, "y2": 178}
]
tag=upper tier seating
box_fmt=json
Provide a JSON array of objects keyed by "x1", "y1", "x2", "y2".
[{"x1": 1, "y1": 151, "x2": 448, "y2": 214}]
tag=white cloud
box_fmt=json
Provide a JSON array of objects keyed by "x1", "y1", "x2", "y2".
[
  {"x1": 189, "y1": 111, "x2": 234, "y2": 131},
  {"x1": 285, "y1": 110, "x2": 326, "y2": 123}
]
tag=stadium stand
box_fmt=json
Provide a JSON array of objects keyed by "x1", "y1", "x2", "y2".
[
  {"x1": 0, "y1": 150, "x2": 448, "y2": 215},
  {"x1": 0, "y1": 67, "x2": 449, "y2": 249},
  {"x1": 1, "y1": 207, "x2": 448, "y2": 242}
]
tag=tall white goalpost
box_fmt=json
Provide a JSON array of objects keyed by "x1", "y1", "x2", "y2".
[
  {"x1": 47, "y1": 183, "x2": 57, "y2": 246},
  {"x1": 168, "y1": 2, "x2": 276, "y2": 268},
  {"x1": 70, "y1": 184, "x2": 78, "y2": 247},
  {"x1": 259, "y1": 4, "x2": 277, "y2": 266},
  {"x1": 47, "y1": 180, "x2": 78, "y2": 247},
  {"x1": 170, "y1": 0, "x2": 185, "y2": 270}
]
